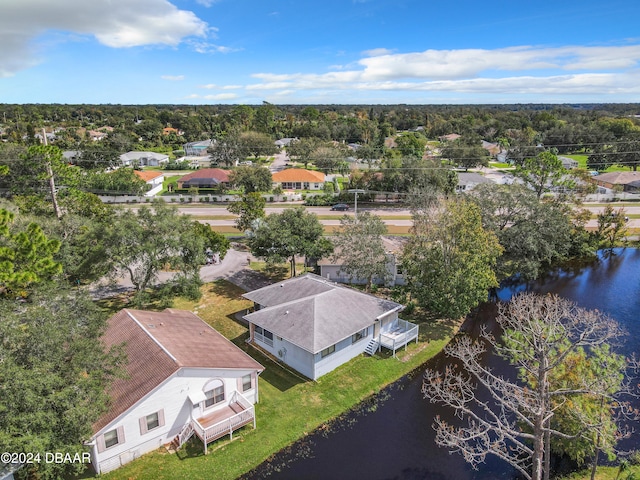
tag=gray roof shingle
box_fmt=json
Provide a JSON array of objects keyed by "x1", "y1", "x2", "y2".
[{"x1": 243, "y1": 274, "x2": 403, "y2": 353}]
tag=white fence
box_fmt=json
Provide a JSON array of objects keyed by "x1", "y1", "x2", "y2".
[{"x1": 98, "y1": 193, "x2": 303, "y2": 204}]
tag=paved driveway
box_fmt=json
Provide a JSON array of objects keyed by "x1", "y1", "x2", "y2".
[{"x1": 90, "y1": 247, "x2": 272, "y2": 299}]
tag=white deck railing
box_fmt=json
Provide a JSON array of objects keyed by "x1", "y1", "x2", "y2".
[
  {"x1": 379, "y1": 318, "x2": 419, "y2": 357},
  {"x1": 192, "y1": 392, "x2": 256, "y2": 453}
]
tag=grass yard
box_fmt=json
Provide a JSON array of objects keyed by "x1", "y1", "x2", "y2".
[
  {"x1": 248, "y1": 261, "x2": 309, "y2": 282},
  {"x1": 565, "y1": 154, "x2": 632, "y2": 173},
  {"x1": 98, "y1": 279, "x2": 461, "y2": 480},
  {"x1": 559, "y1": 465, "x2": 640, "y2": 480}
]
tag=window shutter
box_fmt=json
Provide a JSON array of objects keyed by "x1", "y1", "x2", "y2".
[
  {"x1": 236, "y1": 376, "x2": 242, "y2": 391},
  {"x1": 251, "y1": 372, "x2": 256, "y2": 389},
  {"x1": 96, "y1": 434, "x2": 106, "y2": 454},
  {"x1": 158, "y1": 409, "x2": 165, "y2": 428},
  {"x1": 117, "y1": 426, "x2": 125, "y2": 444},
  {"x1": 139, "y1": 416, "x2": 148, "y2": 435}
]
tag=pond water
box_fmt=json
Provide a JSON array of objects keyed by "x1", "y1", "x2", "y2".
[{"x1": 243, "y1": 248, "x2": 640, "y2": 480}]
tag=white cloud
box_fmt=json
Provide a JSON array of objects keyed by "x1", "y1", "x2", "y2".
[
  {"x1": 0, "y1": 0, "x2": 208, "y2": 77},
  {"x1": 362, "y1": 48, "x2": 394, "y2": 57},
  {"x1": 245, "y1": 44, "x2": 640, "y2": 99},
  {"x1": 190, "y1": 41, "x2": 241, "y2": 54},
  {"x1": 161, "y1": 75, "x2": 185, "y2": 81},
  {"x1": 195, "y1": 0, "x2": 219, "y2": 6},
  {"x1": 198, "y1": 83, "x2": 242, "y2": 90}
]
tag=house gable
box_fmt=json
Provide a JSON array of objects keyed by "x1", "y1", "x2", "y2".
[{"x1": 243, "y1": 274, "x2": 402, "y2": 354}]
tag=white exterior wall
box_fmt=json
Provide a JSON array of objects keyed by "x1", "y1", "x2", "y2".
[
  {"x1": 313, "y1": 327, "x2": 372, "y2": 379},
  {"x1": 319, "y1": 256, "x2": 405, "y2": 287},
  {"x1": 253, "y1": 325, "x2": 373, "y2": 380},
  {"x1": 91, "y1": 367, "x2": 259, "y2": 474}
]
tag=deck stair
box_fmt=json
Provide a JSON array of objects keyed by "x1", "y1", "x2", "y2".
[
  {"x1": 364, "y1": 338, "x2": 379, "y2": 356},
  {"x1": 174, "y1": 421, "x2": 195, "y2": 450}
]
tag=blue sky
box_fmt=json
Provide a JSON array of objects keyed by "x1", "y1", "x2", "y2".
[{"x1": 2, "y1": 0, "x2": 640, "y2": 104}]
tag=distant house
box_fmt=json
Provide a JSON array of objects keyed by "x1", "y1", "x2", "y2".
[
  {"x1": 177, "y1": 168, "x2": 230, "y2": 189},
  {"x1": 184, "y1": 140, "x2": 212, "y2": 156},
  {"x1": 88, "y1": 309, "x2": 264, "y2": 475},
  {"x1": 456, "y1": 172, "x2": 495, "y2": 192},
  {"x1": 439, "y1": 133, "x2": 461, "y2": 142},
  {"x1": 481, "y1": 140, "x2": 501, "y2": 157},
  {"x1": 275, "y1": 138, "x2": 296, "y2": 149},
  {"x1": 62, "y1": 150, "x2": 82, "y2": 164},
  {"x1": 593, "y1": 171, "x2": 640, "y2": 192},
  {"x1": 559, "y1": 156, "x2": 579, "y2": 170},
  {"x1": 120, "y1": 151, "x2": 169, "y2": 167},
  {"x1": 88, "y1": 130, "x2": 108, "y2": 141},
  {"x1": 134, "y1": 170, "x2": 165, "y2": 196},
  {"x1": 243, "y1": 274, "x2": 418, "y2": 379},
  {"x1": 163, "y1": 127, "x2": 184, "y2": 136},
  {"x1": 272, "y1": 169, "x2": 325, "y2": 190},
  {"x1": 318, "y1": 237, "x2": 407, "y2": 287}
]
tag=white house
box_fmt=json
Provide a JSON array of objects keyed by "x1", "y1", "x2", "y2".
[
  {"x1": 456, "y1": 172, "x2": 496, "y2": 192},
  {"x1": 243, "y1": 274, "x2": 417, "y2": 380},
  {"x1": 133, "y1": 170, "x2": 165, "y2": 196},
  {"x1": 271, "y1": 169, "x2": 325, "y2": 190},
  {"x1": 318, "y1": 237, "x2": 407, "y2": 287},
  {"x1": 88, "y1": 308, "x2": 264, "y2": 475},
  {"x1": 119, "y1": 151, "x2": 169, "y2": 167}
]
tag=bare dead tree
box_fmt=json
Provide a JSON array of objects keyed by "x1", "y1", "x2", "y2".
[{"x1": 422, "y1": 292, "x2": 632, "y2": 480}]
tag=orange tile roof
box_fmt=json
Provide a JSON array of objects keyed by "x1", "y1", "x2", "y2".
[
  {"x1": 94, "y1": 308, "x2": 263, "y2": 433},
  {"x1": 134, "y1": 170, "x2": 164, "y2": 182},
  {"x1": 179, "y1": 168, "x2": 230, "y2": 183},
  {"x1": 272, "y1": 168, "x2": 325, "y2": 183}
]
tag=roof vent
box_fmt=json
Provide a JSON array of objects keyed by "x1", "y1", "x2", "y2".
[{"x1": 147, "y1": 324, "x2": 156, "y2": 329}]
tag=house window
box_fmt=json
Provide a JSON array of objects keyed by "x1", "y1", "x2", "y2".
[
  {"x1": 204, "y1": 379, "x2": 225, "y2": 408},
  {"x1": 254, "y1": 326, "x2": 274, "y2": 347},
  {"x1": 104, "y1": 429, "x2": 119, "y2": 449},
  {"x1": 321, "y1": 344, "x2": 336, "y2": 358},
  {"x1": 242, "y1": 374, "x2": 252, "y2": 392},
  {"x1": 146, "y1": 412, "x2": 160, "y2": 431},
  {"x1": 352, "y1": 328, "x2": 367, "y2": 344}
]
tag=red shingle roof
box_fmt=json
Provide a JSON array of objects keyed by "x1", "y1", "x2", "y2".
[{"x1": 94, "y1": 308, "x2": 263, "y2": 432}]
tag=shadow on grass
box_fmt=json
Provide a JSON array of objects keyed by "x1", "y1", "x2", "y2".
[
  {"x1": 247, "y1": 347, "x2": 306, "y2": 392},
  {"x1": 175, "y1": 436, "x2": 205, "y2": 461},
  {"x1": 207, "y1": 279, "x2": 247, "y2": 301},
  {"x1": 224, "y1": 269, "x2": 274, "y2": 292}
]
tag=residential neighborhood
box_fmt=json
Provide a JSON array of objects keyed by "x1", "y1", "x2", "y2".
[{"x1": 1, "y1": 102, "x2": 640, "y2": 480}]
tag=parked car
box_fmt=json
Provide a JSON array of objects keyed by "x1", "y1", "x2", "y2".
[{"x1": 331, "y1": 203, "x2": 349, "y2": 211}]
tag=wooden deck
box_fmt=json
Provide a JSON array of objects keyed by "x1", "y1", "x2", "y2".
[{"x1": 196, "y1": 402, "x2": 246, "y2": 429}]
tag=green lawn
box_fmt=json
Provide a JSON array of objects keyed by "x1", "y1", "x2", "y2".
[
  {"x1": 98, "y1": 280, "x2": 461, "y2": 480},
  {"x1": 565, "y1": 154, "x2": 632, "y2": 173},
  {"x1": 560, "y1": 464, "x2": 640, "y2": 480}
]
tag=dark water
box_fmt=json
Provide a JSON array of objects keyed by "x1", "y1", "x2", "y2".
[{"x1": 243, "y1": 248, "x2": 640, "y2": 480}]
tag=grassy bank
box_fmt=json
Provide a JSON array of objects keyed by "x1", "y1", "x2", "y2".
[
  {"x1": 99, "y1": 280, "x2": 461, "y2": 480},
  {"x1": 560, "y1": 464, "x2": 640, "y2": 480}
]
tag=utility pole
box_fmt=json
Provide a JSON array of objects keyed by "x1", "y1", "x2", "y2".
[
  {"x1": 348, "y1": 189, "x2": 365, "y2": 218},
  {"x1": 42, "y1": 128, "x2": 63, "y2": 219}
]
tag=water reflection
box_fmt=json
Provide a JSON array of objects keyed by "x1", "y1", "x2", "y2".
[{"x1": 244, "y1": 248, "x2": 640, "y2": 480}]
